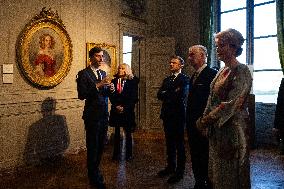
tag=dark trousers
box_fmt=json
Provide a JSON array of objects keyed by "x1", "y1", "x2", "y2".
[
  {"x1": 163, "y1": 119, "x2": 186, "y2": 174},
  {"x1": 84, "y1": 119, "x2": 108, "y2": 184},
  {"x1": 187, "y1": 125, "x2": 209, "y2": 185},
  {"x1": 113, "y1": 126, "x2": 133, "y2": 159}
]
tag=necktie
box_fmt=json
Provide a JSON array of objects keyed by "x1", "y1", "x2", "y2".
[
  {"x1": 170, "y1": 74, "x2": 176, "y2": 81},
  {"x1": 117, "y1": 78, "x2": 122, "y2": 93},
  {"x1": 96, "y1": 70, "x2": 102, "y2": 81},
  {"x1": 192, "y1": 72, "x2": 198, "y2": 84}
]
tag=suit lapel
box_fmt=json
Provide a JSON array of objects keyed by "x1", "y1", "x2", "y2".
[
  {"x1": 174, "y1": 73, "x2": 182, "y2": 83},
  {"x1": 86, "y1": 67, "x2": 98, "y2": 82}
]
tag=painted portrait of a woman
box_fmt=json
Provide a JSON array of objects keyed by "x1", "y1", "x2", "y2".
[{"x1": 33, "y1": 33, "x2": 58, "y2": 77}]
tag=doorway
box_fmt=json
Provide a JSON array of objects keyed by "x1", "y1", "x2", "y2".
[{"x1": 122, "y1": 34, "x2": 144, "y2": 129}]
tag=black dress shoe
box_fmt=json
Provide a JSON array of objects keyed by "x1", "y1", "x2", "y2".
[
  {"x1": 167, "y1": 173, "x2": 183, "y2": 184},
  {"x1": 157, "y1": 167, "x2": 175, "y2": 177}
]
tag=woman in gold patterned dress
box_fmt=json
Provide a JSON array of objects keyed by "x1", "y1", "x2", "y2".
[{"x1": 196, "y1": 28, "x2": 252, "y2": 189}]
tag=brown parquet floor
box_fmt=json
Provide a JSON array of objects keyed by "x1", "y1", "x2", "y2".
[{"x1": 1, "y1": 130, "x2": 284, "y2": 189}]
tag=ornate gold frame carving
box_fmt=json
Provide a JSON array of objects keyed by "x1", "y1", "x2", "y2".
[
  {"x1": 17, "y1": 7, "x2": 72, "y2": 88},
  {"x1": 86, "y1": 43, "x2": 117, "y2": 77}
]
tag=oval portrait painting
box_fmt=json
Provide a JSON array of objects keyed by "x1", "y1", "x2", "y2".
[{"x1": 17, "y1": 8, "x2": 72, "y2": 88}]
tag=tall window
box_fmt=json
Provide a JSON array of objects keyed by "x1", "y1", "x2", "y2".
[
  {"x1": 123, "y1": 35, "x2": 133, "y2": 67},
  {"x1": 219, "y1": 0, "x2": 282, "y2": 103}
]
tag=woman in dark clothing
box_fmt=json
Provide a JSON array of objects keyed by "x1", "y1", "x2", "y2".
[{"x1": 109, "y1": 63, "x2": 139, "y2": 161}]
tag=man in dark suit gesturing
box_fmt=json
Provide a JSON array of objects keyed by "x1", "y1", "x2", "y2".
[
  {"x1": 76, "y1": 47, "x2": 114, "y2": 189},
  {"x1": 157, "y1": 55, "x2": 190, "y2": 184},
  {"x1": 186, "y1": 45, "x2": 217, "y2": 189}
]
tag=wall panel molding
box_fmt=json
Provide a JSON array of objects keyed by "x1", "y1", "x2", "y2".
[
  {"x1": 0, "y1": 88, "x2": 78, "y2": 104},
  {"x1": 0, "y1": 98, "x2": 83, "y2": 118}
]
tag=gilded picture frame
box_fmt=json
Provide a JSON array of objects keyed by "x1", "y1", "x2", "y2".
[
  {"x1": 86, "y1": 43, "x2": 117, "y2": 77},
  {"x1": 17, "y1": 8, "x2": 72, "y2": 88}
]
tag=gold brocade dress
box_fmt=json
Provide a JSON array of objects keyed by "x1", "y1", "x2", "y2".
[{"x1": 204, "y1": 63, "x2": 252, "y2": 189}]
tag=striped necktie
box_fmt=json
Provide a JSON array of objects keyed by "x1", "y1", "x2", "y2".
[{"x1": 96, "y1": 70, "x2": 102, "y2": 81}]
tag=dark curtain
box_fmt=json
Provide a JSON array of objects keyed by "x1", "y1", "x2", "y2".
[
  {"x1": 275, "y1": 0, "x2": 284, "y2": 146},
  {"x1": 199, "y1": 0, "x2": 213, "y2": 66},
  {"x1": 276, "y1": 0, "x2": 284, "y2": 74}
]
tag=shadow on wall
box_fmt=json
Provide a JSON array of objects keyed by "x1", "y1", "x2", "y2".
[{"x1": 24, "y1": 97, "x2": 70, "y2": 165}]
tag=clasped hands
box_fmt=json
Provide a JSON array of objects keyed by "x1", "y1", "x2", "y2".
[
  {"x1": 196, "y1": 108, "x2": 219, "y2": 137},
  {"x1": 115, "y1": 105, "x2": 124, "y2": 114},
  {"x1": 196, "y1": 116, "x2": 210, "y2": 137}
]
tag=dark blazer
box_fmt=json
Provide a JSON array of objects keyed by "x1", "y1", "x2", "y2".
[
  {"x1": 76, "y1": 66, "x2": 109, "y2": 122},
  {"x1": 157, "y1": 73, "x2": 190, "y2": 122},
  {"x1": 109, "y1": 76, "x2": 139, "y2": 128},
  {"x1": 186, "y1": 66, "x2": 217, "y2": 127}
]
